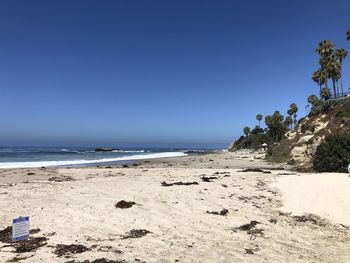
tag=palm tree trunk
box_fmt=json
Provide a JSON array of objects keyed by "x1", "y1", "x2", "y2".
[
  {"x1": 332, "y1": 79, "x2": 337, "y2": 98},
  {"x1": 336, "y1": 80, "x2": 339, "y2": 97},
  {"x1": 341, "y1": 68, "x2": 344, "y2": 96}
]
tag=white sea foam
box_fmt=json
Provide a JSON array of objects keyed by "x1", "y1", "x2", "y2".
[
  {"x1": 0, "y1": 152, "x2": 187, "y2": 169},
  {"x1": 112, "y1": 150, "x2": 146, "y2": 153}
]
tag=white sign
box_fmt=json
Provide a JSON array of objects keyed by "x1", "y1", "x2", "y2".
[{"x1": 12, "y1": 216, "x2": 29, "y2": 242}]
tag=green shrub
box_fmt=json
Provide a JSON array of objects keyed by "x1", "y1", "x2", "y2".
[{"x1": 313, "y1": 133, "x2": 350, "y2": 172}]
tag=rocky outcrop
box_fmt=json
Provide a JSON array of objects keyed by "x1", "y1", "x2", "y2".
[
  {"x1": 282, "y1": 99, "x2": 350, "y2": 168},
  {"x1": 95, "y1": 148, "x2": 114, "y2": 152}
]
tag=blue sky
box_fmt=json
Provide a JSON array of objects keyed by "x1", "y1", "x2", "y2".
[{"x1": 0, "y1": 0, "x2": 349, "y2": 147}]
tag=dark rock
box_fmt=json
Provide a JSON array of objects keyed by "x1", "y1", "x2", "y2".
[
  {"x1": 115, "y1": 200, "x2": 136, "y2": 209},
  {"x1": 95, "y1": 148, "x2": 114, "y2": 152}
]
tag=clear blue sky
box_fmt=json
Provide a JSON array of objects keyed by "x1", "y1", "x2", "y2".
[{"x1": 1, "y1": 0, "x2": 349, "y2": 147}]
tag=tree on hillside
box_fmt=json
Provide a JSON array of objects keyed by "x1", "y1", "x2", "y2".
[
  {"x1": 334, "y1": 48, "x2": 348, "y2": 95},
  {"x1": 347, "y1": 29, "x2": 350, "y2": 41},
  {"x1": 251, "y1": 125, "x2": 264, "y2": 135},
  {"x1": 243, "y1": 127, "x2": 250, "y2": 143},
  {"x1": 256, "y1": 114, "x2": 263, "y2": 128},
  {"x1": 307, "y1": 94, "x2": 319, "y2": 107},
  {"x1": 320, "y1": 87, "x2": 331, "y2": 100},
  {"x1": 316, "y1": 40, "x2": 335, "y2": 96},
  {"x1": 284, "y1": 116, "x2": 293, "y2": 129},
  {"x1": 312, "y1": 70, "x2": 324, "y2": 91},
  {"x1": 314, "y1": 40, "x2": 347, "y2": 98},
  {"x1": 265, "y1": 111, "x2": 287, "y2": 141},
  {"x1": 328, "y1": 57, "x2": 340, "y2": 96},
  {"x1": 288, "y1": 103, "x2": 298, "y2": 128}
]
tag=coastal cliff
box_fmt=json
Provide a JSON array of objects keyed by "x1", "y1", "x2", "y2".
[{"x1": 269, "y1": 98, "x2": 350, "y2": 169}]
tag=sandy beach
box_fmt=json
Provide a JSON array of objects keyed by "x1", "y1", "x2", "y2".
[{"x1": 0, "y1": 151, "x2": 349, "y2": 263}]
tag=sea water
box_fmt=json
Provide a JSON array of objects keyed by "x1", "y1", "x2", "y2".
[{"x1": 0, "y1": 146, "x2": 216, "y2": 168}]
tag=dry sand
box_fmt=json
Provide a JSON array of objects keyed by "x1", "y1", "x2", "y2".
[
  {"x1": 273, "y1": 172, "x2": 350, "y2": 225},
  {"x1": 0, "y1": 151, "x2": 349, "y2": 262}
]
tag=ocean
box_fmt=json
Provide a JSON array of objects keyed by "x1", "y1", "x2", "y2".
[{"x1": 0, "y1": 146, "x2": 220, "y2": 169}]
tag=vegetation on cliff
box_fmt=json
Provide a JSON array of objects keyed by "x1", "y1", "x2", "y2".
[{"x1": 313, "y1": 133, "x2": 350, "y2": 172}]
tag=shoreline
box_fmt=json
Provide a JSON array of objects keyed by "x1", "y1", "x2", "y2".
[
  {"x1": 0, "y1": 151, "x2": 190, "y2": 169},
  {"x1": 0, "y1": 151, "x2": 349, "y2": 262}
]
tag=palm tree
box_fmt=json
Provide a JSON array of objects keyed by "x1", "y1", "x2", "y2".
[
  {"x1": 320, "y1": 87, "x2": 331, "y2": 100},
  {"x1": 284, "y1": 116, "x2": 293, "y2": 129},
  {"x1": 265, "y1": 111, "x2": 287, "y2": 141},
  {"x1": 243, "y1": 127, "x2": 250, "y2": 144},
  {"x1": 334, "y1": 48, "x2": 348, "y2": 95},
  {"x1": 289, "y1": 103, "x2": 298, "y2": 128},
  {"x1": 307, "y1": 94, "x2": 319, "y2": 107},
  {"x1": 347, "y1": 29, "x2": 350, "y2": 41},
  {"x1": 328, "y1": 58, "x2": 340, "y2": 98},
  {"x1": 256, "y1": 114, "x2": 263, "y2": 128},
  {"x1": 316, "y1": 40, "x2": 335, "y2": 96},
  {"x1": 312, "y1": 70, "x2": 322, "y2": 91},
  {"x1": 319, "y1": 56, "x2": 331, "y2": 91},
  {"x1": 316, "y1": 40, "x2": 335, "y2": 56}
]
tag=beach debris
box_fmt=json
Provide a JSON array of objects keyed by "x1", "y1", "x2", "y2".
[
  {"x1": 94, "y1": 245, "x2": 122, "y2": 253},
  {"x1": 115, "y1": 200, "x2": 137, "y2": 209},
  {"x1": 244, "y1": 245, "x2": 260, "y2": 255},
  {"x1": 269, "y1": 218, "x2": 278, "y2": 224},
  {"x1": 161, "y1": 181, "x2": 199, "y2": 186},
  {"x1": 26, "y1": 172, "x2": 35, "y2": 175},
  {"x1": 0, "y1": 226, "x2": 12, "y2": 243},
  {"x1": 292, "y1": 214, "x2": 327, "y2": 226},
  {"x1": 6, "y1": 255, "x2": 33, "y2": 262},
  {"x1": 65, "y1": 259, "x2": 128, "y2": 263},
  {"x1": 29, "y1": 228, "x2": 41, "y2": 234},
  {"x1": 44, "y1": 231, "x2": 56, "y2": 237},
  {"x1": 263, "y1": 170, "x2": 271, "y2": 174},
  {"x1": 245, "y1": 248, "x2": 255, "y2": 254},
  {"x1": 121, "y1": 229, "x2": 151, "y2": 239},
  {"x1": 235, "y1": 220, "x2": 260, "y2": 232},
  {"x1": 48, "y1": 176, "x2": 75, "y2": 182},
  {"x1": 0, "y1": 225, "x2": 47, "y2": 253},
  {"x1": 233, "y1": 220, "x2": 264, "y2": 239},
  {"x1": 238, "y1": 196, "x2": 251, "y2": 203},
  {"x1": 201, "y1": 176, "x2": 218, "y2": 182},
  {"x1": 0, "y1": 226, "x2": 41, "y2": 244},
  {"x1": 240, "y1": 168, "x2": 264, "y2": 173},
  {"x1": 53, "y1": 244, "x2": 90, "y2": 257},
  {"x1": 14, "y1": 237, "x2": 48, "y2": 253},
  {"x1": 206, "y1": 209, "x2": 229, "y2": 216},
  {"x1": 221, "y1": 184, "x2": 228, "y2": 188}
]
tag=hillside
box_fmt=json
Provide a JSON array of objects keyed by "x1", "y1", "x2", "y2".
[{"x1": 267, "y1": 98, "x2": 350, "y2": 169}]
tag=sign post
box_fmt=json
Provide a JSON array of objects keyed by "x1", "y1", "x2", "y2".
[{"x1": 12, "y1": 216, "x2": 30, "y2": 242}]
